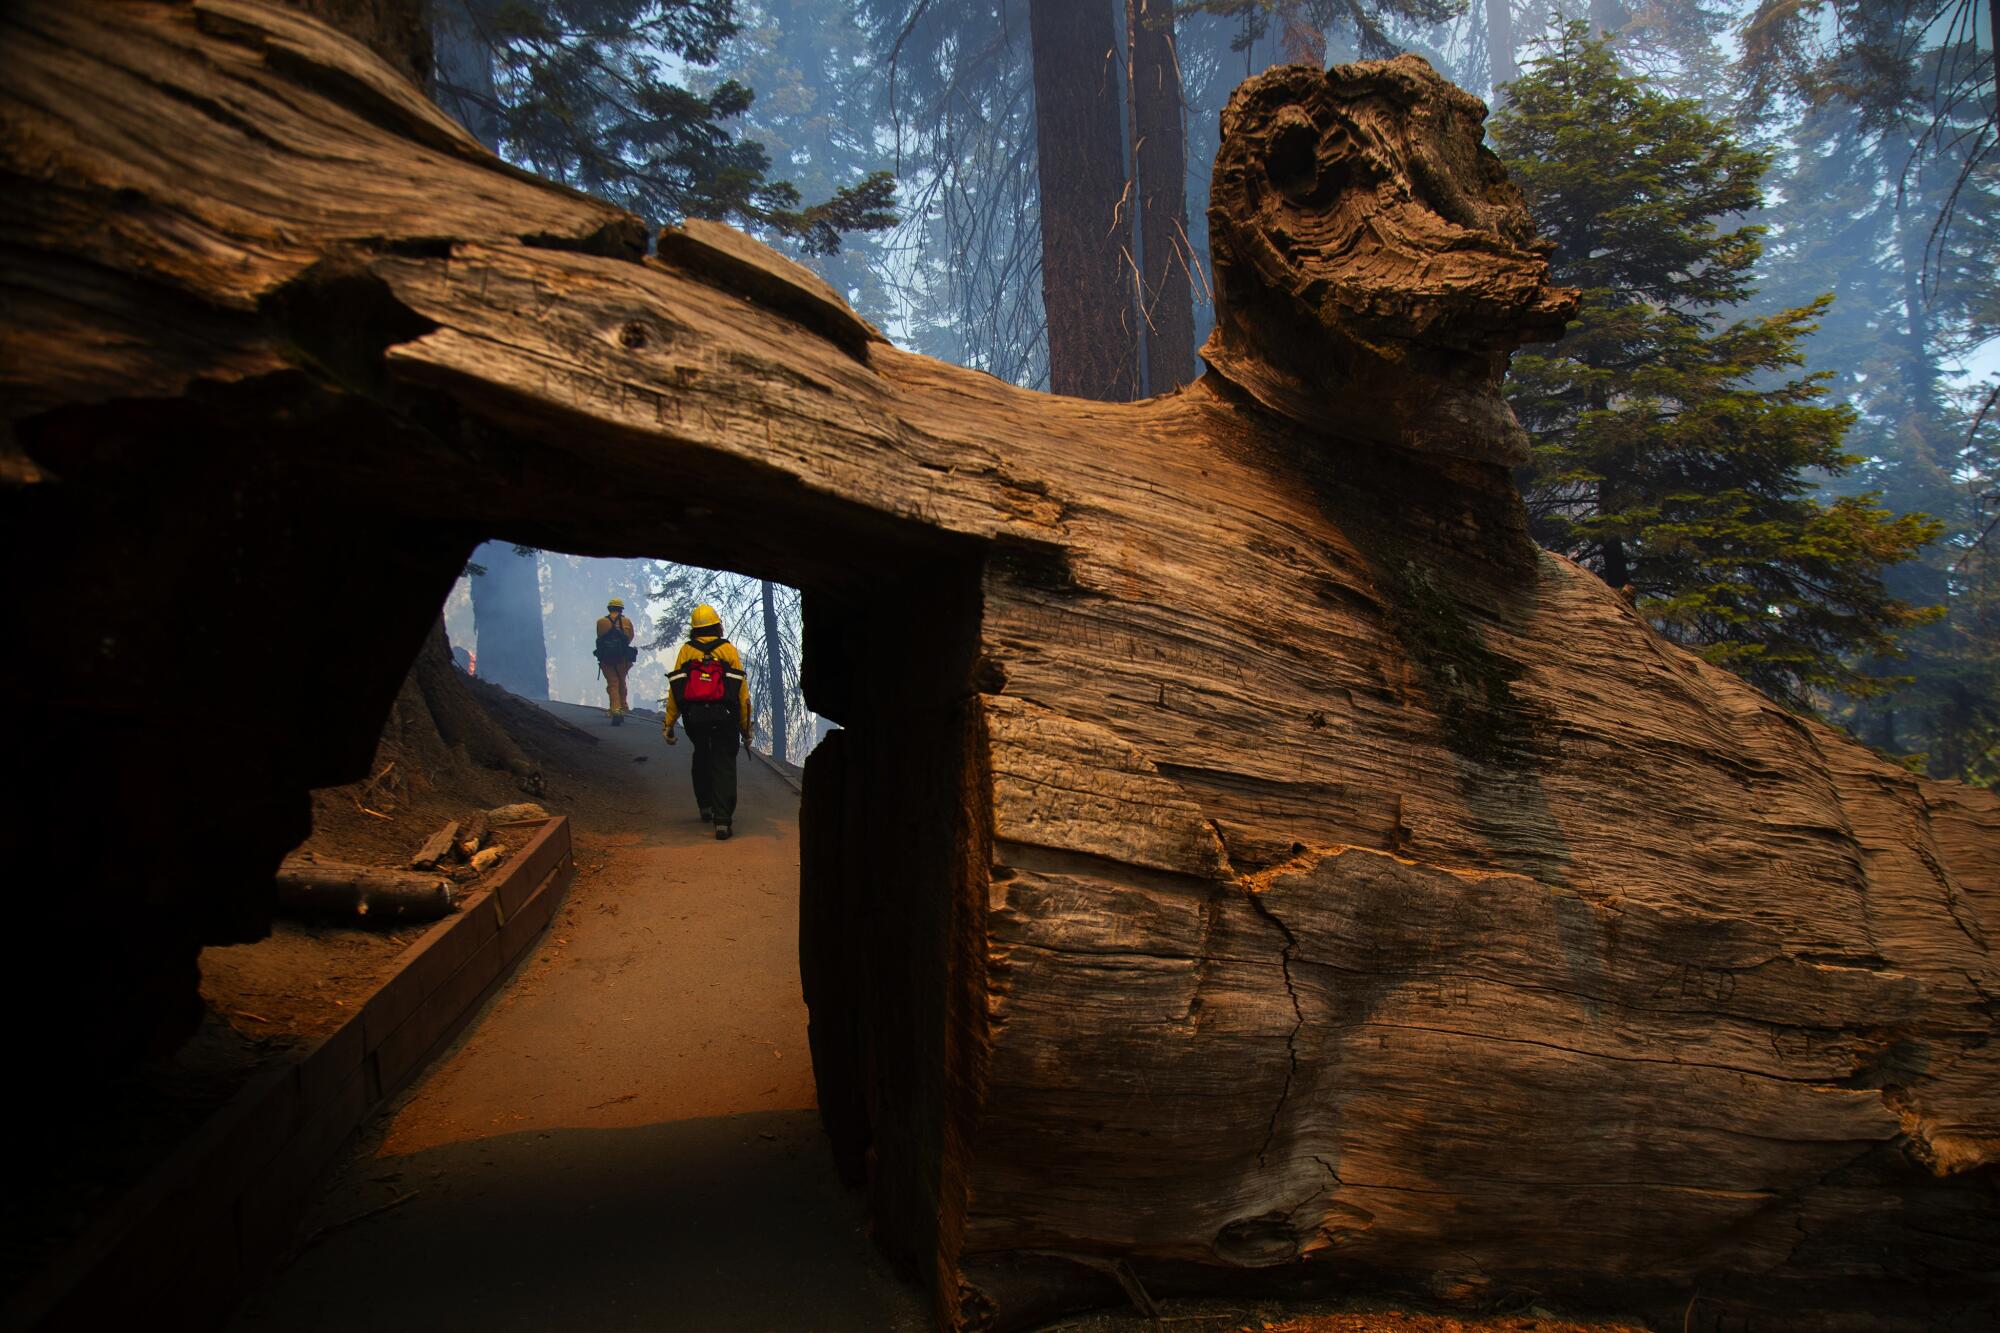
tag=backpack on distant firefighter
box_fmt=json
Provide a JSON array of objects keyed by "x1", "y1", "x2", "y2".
[
  {"x1": 595, "y1": 617, "x2": 637, "y2": 665},
  {"x1": 670, "y1": 640, "x2": 743, "y2": 727}
]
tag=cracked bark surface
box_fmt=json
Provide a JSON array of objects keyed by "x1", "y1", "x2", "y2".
[{"x1": 3, "y1": 6, "x2": 1996, "y2": 1330}]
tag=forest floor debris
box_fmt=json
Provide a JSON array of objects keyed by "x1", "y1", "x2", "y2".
[{"x1": 5, "y1": 676, "x2": 613, "y2": 1305}]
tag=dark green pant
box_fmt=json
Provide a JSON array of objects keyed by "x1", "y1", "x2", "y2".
[{"x1": 688, "y1": 720, "x2": 739, "y2": 821}]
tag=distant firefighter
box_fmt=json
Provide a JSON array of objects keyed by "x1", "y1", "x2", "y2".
[
  {"x1": 661, "y1": 604, "x2": 752, "y2": 840},
  {"x1": 594, "y1": 597, "x2": 638, "y2": 724}
]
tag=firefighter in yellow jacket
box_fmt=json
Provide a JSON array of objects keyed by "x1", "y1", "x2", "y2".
[
  {"x1": 593, "y1": 598, "x2": 638, "y2": 724},
  {"x1": 661, "y1": 604, "x2": 753, "y2": 840}
]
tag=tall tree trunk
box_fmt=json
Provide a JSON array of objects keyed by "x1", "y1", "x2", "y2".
[
  {"x1": 543, "y1": 552, "x2": 589, "y2": 704},
  {"x1": 1599, "y1": 529, "x2": 1630, "y2": 590},
  {"x1": 1594, "y1": 375, "x2": 1629, "y2": 588},
  {"x1": 1893, "y1": 175, "x2": 1941, "y2": 422},
  {"x1": 281, "y1": 0, "x2": 431, "y2": 86},
  {"x1": 1030, "y1": 0, "x2": 1139, "y2": 400},
  {"x1": 1991, "y1": 0, "x2": 1999, "y2": 125},
  {"x1": 469, "y1": 540, "x2": 549, "y2": 699},
  {"x1": 1875, "y1": 706, "x2": 1899, "y2": 754},
  {"x1": 1486, "y1": 0, "x2": 1517, "y2": 100},
  {"x1": 429, "y1": 1, "x2": 499, "y2": 149},
  {"x1": 1127, "y1": 0, "x2": 1197, "y2": 395},
  {"x1": 1937, "y1": 682, "x2": 1971, "y2": 779},
  {"x1": 431, "y1": 12, "x2": 543, "y2": 702},
  {"x1": 761, "y1": 577, "x2": 789, "y2": 763}
]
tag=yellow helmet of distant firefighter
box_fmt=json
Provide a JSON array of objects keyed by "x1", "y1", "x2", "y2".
[
  {"x1": 606, "y1": 596, "x2": 624, "y2": 610},
  {"x1": 690, "y1": 604, "x2": 722, "y2": 631}
]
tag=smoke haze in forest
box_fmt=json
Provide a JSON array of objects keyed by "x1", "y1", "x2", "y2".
[
  {"x1": 431, "y1": 0, "x2": 1997, "y2": 784},
  {"x1": 450, "y1": 556, "x2": 824, "y2": 762}
]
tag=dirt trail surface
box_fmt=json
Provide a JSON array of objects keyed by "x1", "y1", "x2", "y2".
[{"x1": 230, "y1": 700, "x2": 928, "y2": 1333}]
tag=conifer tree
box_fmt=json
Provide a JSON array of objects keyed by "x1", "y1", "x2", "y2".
[
  {"x1": 432, "y1": 0, "x2": 893, "y2": 253},
  {"x1": 1493, "y1": 23, "x2": 1940, "y2": 708},
  {"x1": 699, "y1": 1, "x2": 902, "y2": 320},
  {"x1": 1749, "y1": 22, "x2": 2000, "y2": 777}
]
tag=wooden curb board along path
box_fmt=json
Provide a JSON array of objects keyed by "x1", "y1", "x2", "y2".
[
  {"x1": 6, "y1": 817, "x2": 577, "y2": 1333},
  {"x1": 748, "y1": 742, "x2": 804, "y2": 794}
]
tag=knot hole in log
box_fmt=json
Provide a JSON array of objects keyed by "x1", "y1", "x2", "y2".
[{"x1": 1264, "y1": 108, "x2": 1337, "y2": 205}]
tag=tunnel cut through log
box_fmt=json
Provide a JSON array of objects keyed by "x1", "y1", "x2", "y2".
[
  {"x1": 797, "y1": 564, "x2": 990, "y2": 1287},
  {"x1": 4, "y1": 4, "x2": 1997, "y2": 1330}
]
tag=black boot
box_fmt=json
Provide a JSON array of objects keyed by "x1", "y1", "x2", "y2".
[{"x1": 714, "y1": 822, "x2": 732, "y2": 841}]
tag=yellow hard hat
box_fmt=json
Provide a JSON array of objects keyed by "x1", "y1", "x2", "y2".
[
  {"x1": 690, "y1": 604, "x2": 721, "y2": 630},
  {"x1": 607, "y1": 597, "x2": 625, "y2": 610}
]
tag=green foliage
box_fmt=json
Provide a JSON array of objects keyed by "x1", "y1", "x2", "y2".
[
  {"x1": 1494, "y1": 23, "x2": 1942, "y2": 709},
  {"x1": 1588, "y1": 2, "x2": 1735, "y2": 104},
  {"x1": 1826, "y1": 384, "x2": 2000, "y2": 784},
  {"x1": 858, "y1": 0, "x2": 1049, "y2": 385},
  {"x1": 1737, "y1": 0, "x2": 1995, "y2": 134},
  {"x1": 699, "y1": 1, "x2": 904, "y2": 319},
  {"x1": 1498, "y1": 27, "x2": 1767, "y2": 309},
  {"x1": 1745, "y1": 10, "x2": 2000, "y2": 779},
  {"x1": 433, "y1": 0, "x2": 893, "y2": 253},
  {"x1": 1867, "y1": 442, "x2": 2000, "y2": 785}
]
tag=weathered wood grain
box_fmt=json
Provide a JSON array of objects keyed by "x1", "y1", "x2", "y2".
[
  {"x1": 652, "y1": 217, "x2": 886, "y2": 358},
  {"x1": 407, "y1": 820, "x2": 458, "y2": 869},
  {"x1": 1204, "y1": 57, "x2": 1577, "y2": 463},
  {"x1": 3, "y1": 6, "x2": 1994, "y2": 1330}
]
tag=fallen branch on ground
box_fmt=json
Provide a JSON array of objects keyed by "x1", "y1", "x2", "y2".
[
  {"x1": 276, "y1": 855, "x2": 455, "y2": 922},
  {"x1": 409, "y1": 820, "x2": 460, "y2": 869}
]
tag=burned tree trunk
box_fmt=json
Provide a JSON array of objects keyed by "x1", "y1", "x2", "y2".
[
  {"x1": 1126, "y1": 0, "x2": 1197, "y2": 395},
  {"x1": 1029, "y1": 0, "x2": 1139, "y2": 400},
  {"x1": 760, "y1": 577, "x2": 789, "y2": 763},
  {"x1": 468, "y1": 540, "x2": 549, "y2": 700},
  {"x1": 1486, "y1": 0, "x2": 1519, "y2": 95},
  {"x1": 3, "y1": 6, "x2": 1995, "y2": 1331},
  {"x1": 429, "y1": 0, "x2": 499, "y2": 146},
  {"x1": 287, "y1": 0, "x2": 429, "y2": 84}
]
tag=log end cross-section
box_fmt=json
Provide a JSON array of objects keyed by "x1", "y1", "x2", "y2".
[{"x1": 1204, "y1": 55, "x2": 1580, "y2": 464}]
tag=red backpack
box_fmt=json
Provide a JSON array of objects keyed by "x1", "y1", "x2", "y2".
[
  {"x1": 671, "y1": 639, "x2": 741, "y2": 722},
  {"x1": 684, "y1": 653, "x2": 728, "y2": 703}
]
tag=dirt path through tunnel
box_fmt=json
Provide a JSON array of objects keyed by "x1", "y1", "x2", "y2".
[{"x1": 230, "y1": 699, "x2": 927, "y2": 1332}]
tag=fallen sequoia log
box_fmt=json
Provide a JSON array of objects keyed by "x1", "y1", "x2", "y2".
[
  {"x1": 2, "y1": 4, "x2": 1995, "y2": 1330},
  {"x1": 275, "y1": 854, "x2": 455, "y2": 922}
]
